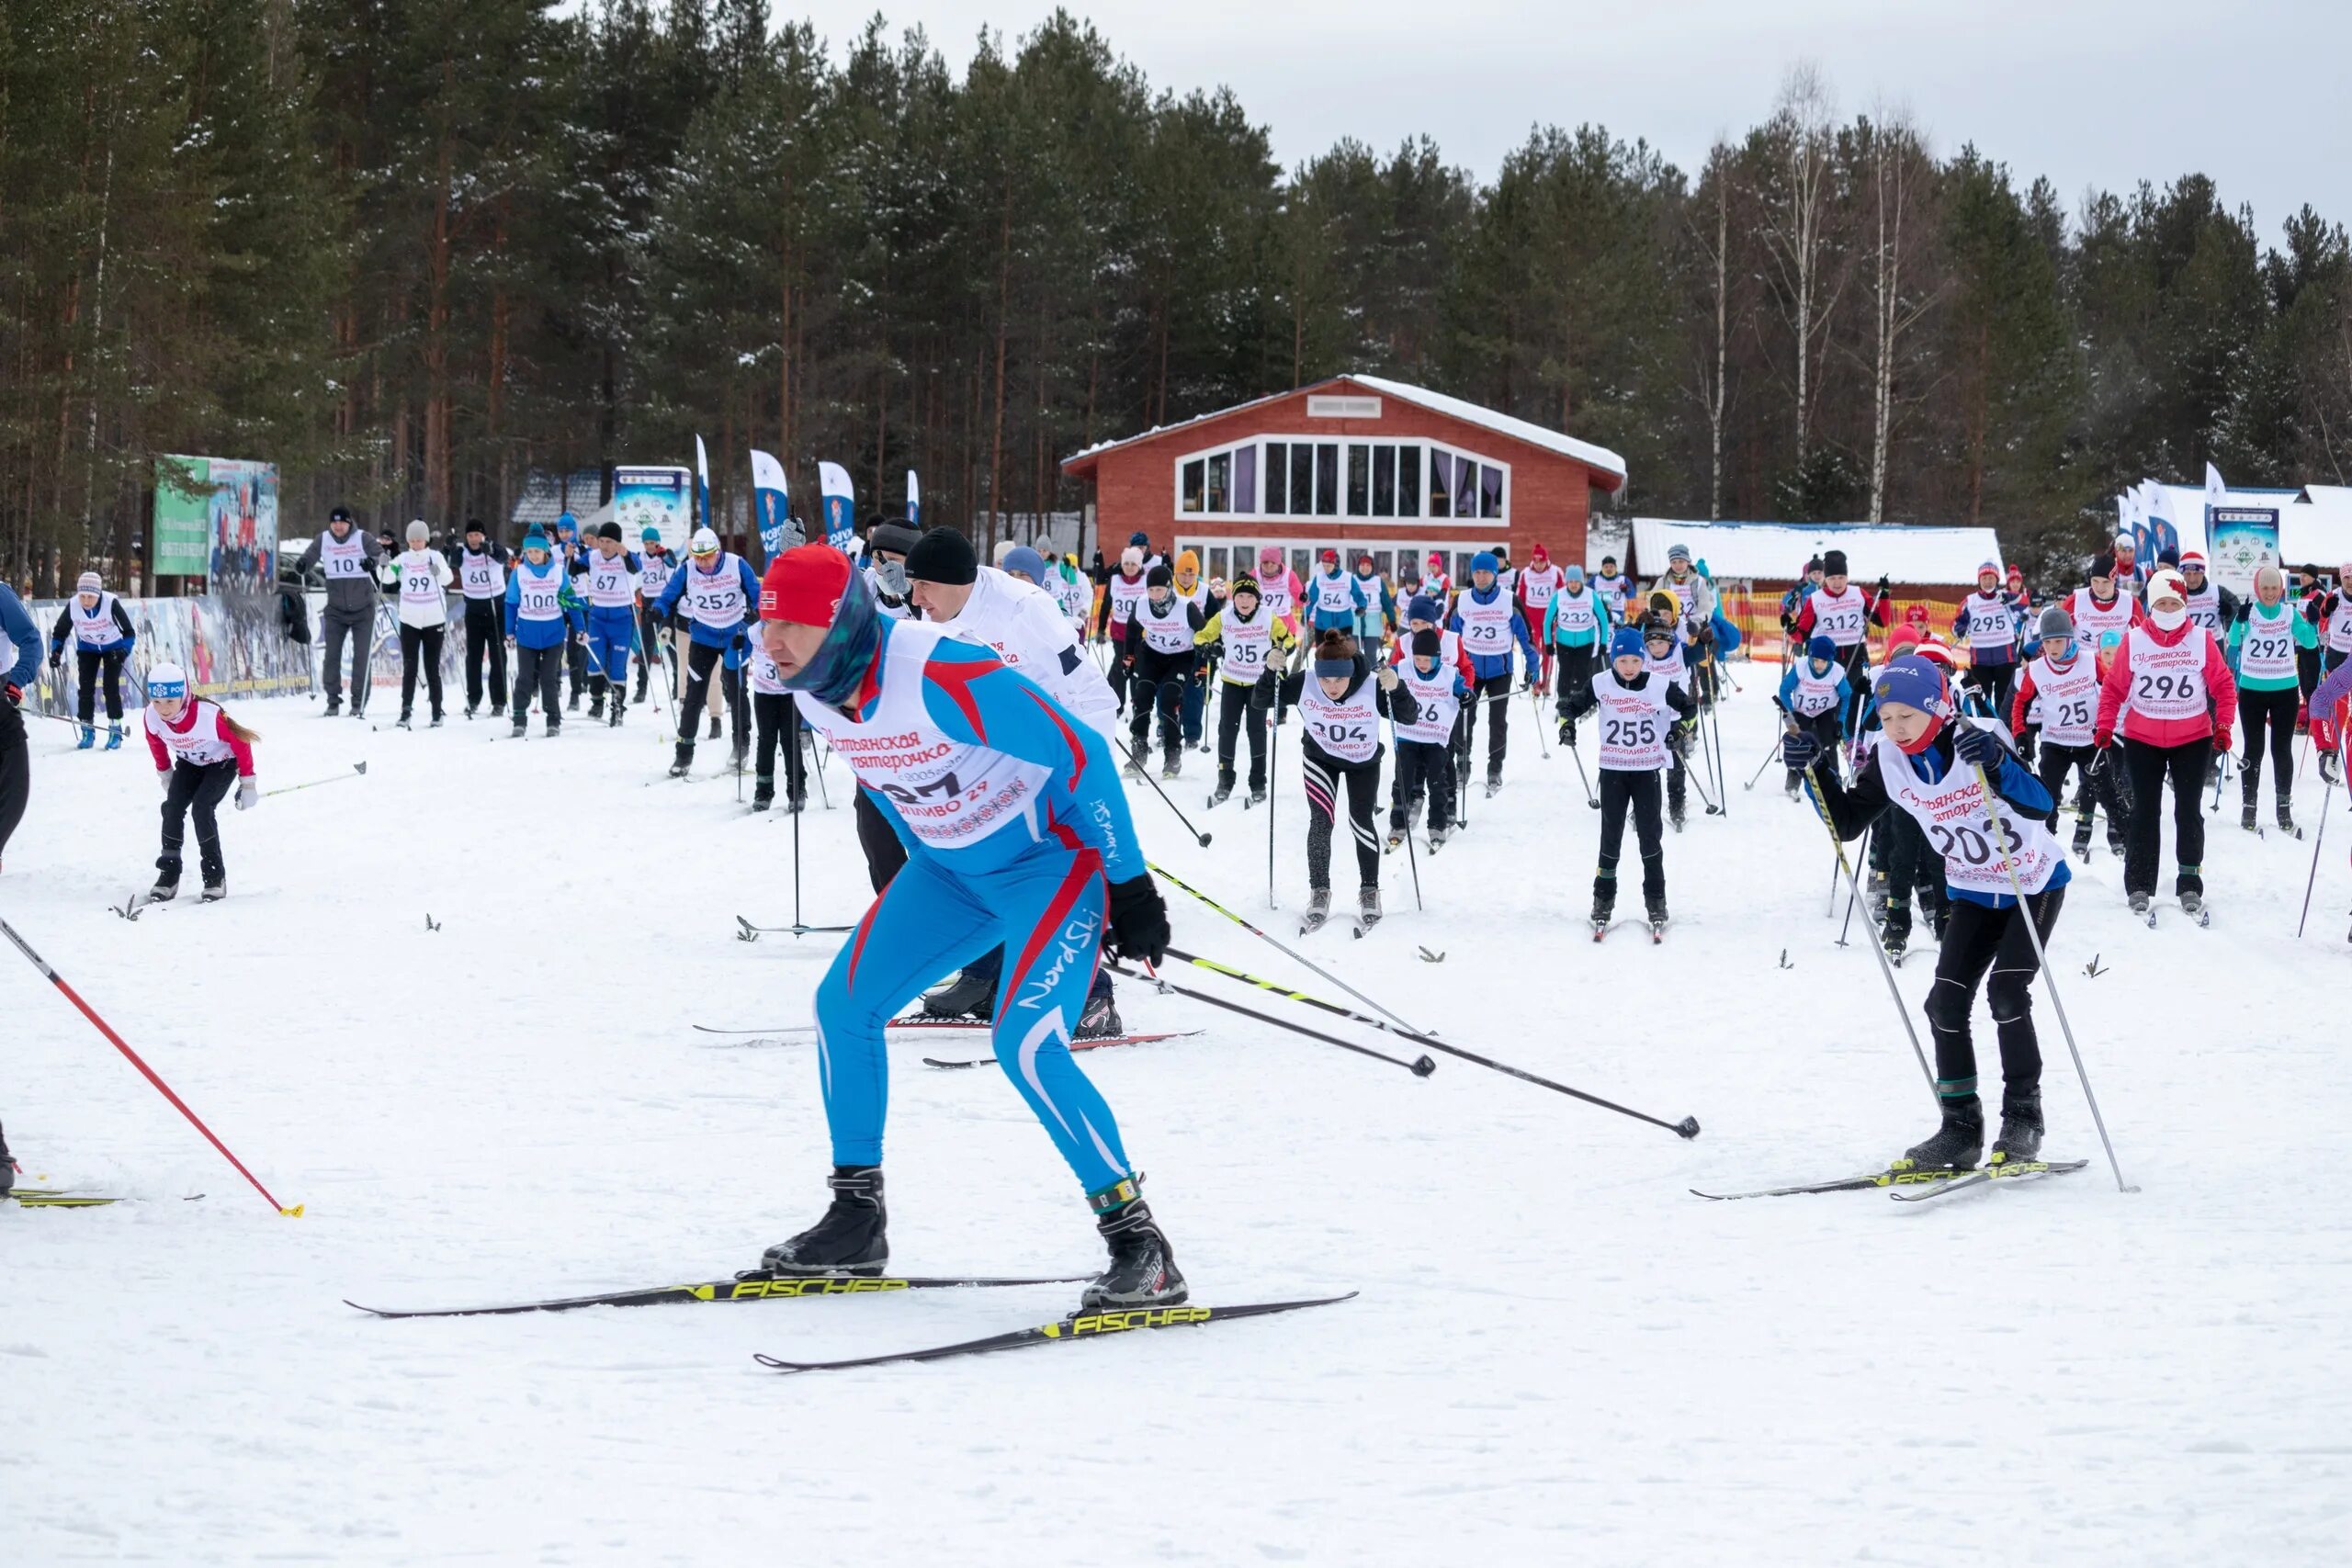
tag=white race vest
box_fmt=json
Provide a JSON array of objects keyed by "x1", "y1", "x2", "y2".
[
  {"x1": 1644, "y1": 638, "x2": 1688, "y2": 693},
  {"x1": 1055, "y1": 576, "x2": 1091, "y2": 629},
  {"x1": 145, "y1": 700, "x2": 237, "y2": 768},
  {"x1": 1218, "y1": 609, "x2": 1276, "y2": 685},
  {"x1": 1591, "y1": 573, "x2": 1629, "y2": 615},
  {"x1": 1422, "y1": 572, "x2": 1453, "y2": 605},
  {"x1": 1104, "y1": 573, "x2": 1148, "y2": 630},
  {"x1": 681, "y1": 555, "x2": 747, "y2": 630},
  {"x1": 1807, "y1": 585, "x2": 1869, "y2": 648},
  {"x1": 2027, "y1": 654, "x2": 2100, "y2": 748},
  {"x1": 1549, "y1": 590, "x2": 1599, "y2": 641},
  {"x1": 513, "y1": 561, "x2": 566, "y2": 623},
  {"x1": 1873, "y1": 731, "x2": 2062, "y2": 896},
  {"x1": 1590, "y1": 670, "x2": 1673, "y2": 772},
  {"x1": 1518, "y1": 564, "x2": 1563, "y2": 614},
  {"x1": 1960, "y1": 593, "x2": 2016, "y2": 651},
  {"x1": 1311, "y1": 573, "x2": 1356, "y2": 616},
  {"x1": 2328, "y1": 597, "x2": 2352, "y2": 654},
  {"x1": 1456, "y1": 591, "x2": 1517, "y2": 657},
  {"x1": 1296, "y1": 672, "x2": 1381, "y2": 763},
  {"x1": 2183, "y1": 581, "x2": 2222, "y2": 632},
  {"x1": 318, "y1": 528, "x2": 368, "y2": 580},
  {"x1": 1257, "y1": 573, "x2": 1295, "y2": 622},
  {"x1": 1135, "y1": 601, "x2": 1194, "y2": 656},
  {"x1": 2067, "y1": 588, "x2": 2136, "y2": 641},
  {"x1": 583, "y1": 549, "x2": 640, "y2": 608},
  {"x1": 2238, "y1": 607, "x2": 2299, "y2": 683},
  {"x1": 397, "y1": 551, "x2": 447, "y2": 623},
  {"x1": 1392, "y1": 660, "x2": 1459, "y2": 746},
  {"x1": 639, "y1": 553, "x2": 674, "y2": 600},
  {"x1": 1787, "y1": 661, "x2": 1843, "y2": 719},
  {"x1": 796, "y1": 620, "x2": 1050, "y2": 852},
  {"x1": 71, "y1": 592, "x2": 121, "y2": 648},
  {"x1": 748, "y1": 644, "x2": 791, "y2": 696},
  {"x1": 2123, "y1": 626, "x2": 2211, "y2": 723},
  {"x1": 458, "y1": 548, "x2": 505, "y2": 600}
]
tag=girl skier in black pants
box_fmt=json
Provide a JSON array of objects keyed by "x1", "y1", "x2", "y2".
[
  {"x1": 137, "y1": 661, "x2": 261, "y2": 903},
  {"x1": 1280, "y1": 629, "x2": 1413, "y2": 933},
  {"x1": 1589, "y1": 626, "x2": 1693, "y2": 934},
  {"x1": 1786, "y1": 654, "x2": 2072, "y2": 1173}
]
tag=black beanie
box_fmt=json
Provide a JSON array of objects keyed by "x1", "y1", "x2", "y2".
[
  {"x1": 1411, "y1": 627, "x2": 1442, "y2": 658},
  {"x1": 1821, "y1": 548, "x2": 1849, "y2": 577},
  {"x1": 1147, "y1": 564, "x2": 1173, "y2": 588},
  {"x1": 905, "y1": 526, "x2": 978, "y2": 585},
  {"x1": 595, "y1": 521, "x2": 622, "y2": 542},
  {"x1": 866, "y1": 521, "x2": 922, "y2": 558}
]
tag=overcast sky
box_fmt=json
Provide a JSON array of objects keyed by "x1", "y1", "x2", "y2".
[{"x1": 772, "y1": 0, "x2": 2349, "y2": 241}]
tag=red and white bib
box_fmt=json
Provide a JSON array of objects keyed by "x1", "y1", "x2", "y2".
[
  {"x1": 1590, "y1": 671, "x2": 1674, "y2": 772},
  {"x1": 1872, "y1": 732, "x2": 2063, "y2": 896},
  {"x1": 1296, "y1": 673, "x2": 1381, "y2": 764},
  {"x1": 2026, "y1": 654, "x2": 2099, "y2": 748},
  {"x1": 2122, "y1": 626, "x2": 2210, "y2": 723}
]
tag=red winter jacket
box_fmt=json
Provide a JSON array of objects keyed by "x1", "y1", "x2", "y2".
[{"x1": 2094, "y1": 617, "x2": 2236, "y2": 750}]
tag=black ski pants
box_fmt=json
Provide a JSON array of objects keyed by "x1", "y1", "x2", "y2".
[
  {"x1": 0, "y1": 699, "x2": 28, "y2": 862},
  {"x1": 1962, "y1": 659, "x2": 2016, "y2": 720},
  {"x1": 1879, "y1": 807, "x2": 1947, "y2": 946},
  {"x1": 1302, "y1": 740, "x2": 1382, "y2": 892},
  {"x1": 1925, "y1": 885, "x2": 2062, "y2": 1098},
  {"x1": 74, "y1": 647, "x2": 127, "y2": 724},
  {"x1": 1785, "y1": 709, "x2": 1842, "y2": 792},
  {"x1": 1832, "y1": 643, "x2": 1871, "y2": 733},
  {"x1": 634, "y1": 607, "x2": 673, "y2": 703},
  {"x1": 461, "y1": 601, "x2": 506, "y2": 710},
  {"x1": 159, "y1": 757, "x2": 237, "y2": 884},
  {"x1": 1125, "y1": 651, "x2": 1189, "y2": 761},
  {"x1": 511, "y1": 641, "x2": 563, "y2": 724},
  {"x1": 320, "y1": 605, "x2": 373, "y2": 708},
  {"x1": 399, "y1": 623, "x2": 446, "y2": 718},
  {"x1": 1215, "y1": 679, "x2": 1272, "y2": 792},
  {"x1": 1453, "y1": 671, "x2": 1512, "y2": 778},
  {"x1": 2238, "y1": 686, "x2": 2300, "y2": 803},
  {"x1": 854, "y1": 784, "x2": 909, "y2": 893},
  {"x1": 1594, "y1": 767, "x2": 1665, "y2": 908},
  {"x1": 2122, "y1": 736, "x2": 2212, "y2": 897},
  {"x1": 1388, "y1": 738, "x2": 1454, "y2": 833},
  {"x1": 1552, "y1": 645, "x2": 1600, "y2": 724},
  {"x1": 2036, "y1": 741, "x2": 2128, "y2": 841},
  {"x1": 752, "y1": 692, "x2": 808, "y2": 799}
]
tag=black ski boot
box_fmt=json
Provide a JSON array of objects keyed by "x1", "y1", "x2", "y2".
[
  {"x1": 707, "y1": 714, "x2": 721, "y2": 741},
  {"x1": 1247, "y1": 784, "x2": 1267, "y2": 806},
  {"x1": 1212, "y1": 769, "x2": 1235, "y2": 806},
  {"x1": 323, "y1": 695, "x2": 341, "y2": 718},
  {"x1": 921, "y1": 965, "x2": 996, "y2": 1022},
  {"x1": 200, "y1": 875, "x2": 227, "y2": 903},
  {"x1": 668, "y1": 742, "x2": 695, "y2": 779},
  {"x1": 607, "y1": 697, "x2": 624, "y2": 728},
  {"x1": 1075, "y1": 980, "x2": 1122, "y2": 1041},
  {"x1": 1589, "y1": 884, "x2": 1614, "y2": 937},
  {"x1": 759, "y1": 1166, "x2": 887, "y2": 1276},
  {"x1": 2278, "y1": 794, "x2": 2297, "y2": 835},
  {"x1": 1990, "y1": 1088, "x2": 2044, "y2": 1166},
  {"x1": 588, "y1": 694, "x2": 605, "y2": 721},
  {"x1": 1081, "y1": 1178, "x2": 1186, "y2": 1309},
  {"x1": 752, "y1": 774, "x2": 775, "y2": 812},
  {"x1": 1161, "y1": 745, "x2": 1182, "y2": 780},
  {"x1": 2242, "y1": 796, "x2": 2258, "y2": 831},
  {"x1": 148, "y1": 858, "x2": 182, "y2": 905},
  {"x1": 2072, "y1": 818, "x2": 2094, "y2": 856},
  {"x1": 1894, "y1": 1095, "x2": 1984, "y2": 1172}
]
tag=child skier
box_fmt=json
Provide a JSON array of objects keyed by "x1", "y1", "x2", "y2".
[
  {"x1": 1121, "y1": 564, "x2": 1204, "y2": 778},
  {"x1": 1279, "y1": 628, "x2": 1414, "y2": 934},
  {"x1": 1775, "y1": 635, "x2": 1850, "y2": 797},
  {"x1": 1387, "y1": 626, "x2": 1467, "y2": 850},
  {"x1": 1544, "y1": 563, "x2": 1611, "y2": 746},
  {"x1": 1786, "y1": 653, "x2": 2072, "y2": 1171},
  {"x1": 1196, "y1": 573, "x2": 1296, "y2": 806},
  {"x1": 2012, "y1": 605, "x2": 2128, "y2": 856},
  {"x1": 747, "y1": 639, "x2": 806, "y2": 812},
  {"x1": 383, "y1": 520, "x2": 455, "y2": 728},
  {"x1": 1641, "y1": 609, "x2": 1696, "y2": 830},
  {"x1": 1447, "y1": 550, "x2": 1539, "y2": 798},
  {"x1": 1591, "y1": 626, "x2": 1693, "y2": 938},
  {"x1": 46, "y1": 570, "x2": 136, "y2": 749},
  {"x1": 1953, "y1": 560, "x2": 2022, "y2": 717},
  {"x1": 139, "y1": 660, "x2": 259, "y2": 903},
  {"x1": 503, "y1": 525, "x2": 584, "y2": 737}
]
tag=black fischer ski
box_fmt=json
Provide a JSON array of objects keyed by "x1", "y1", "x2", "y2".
[
  {"x1": 694, "y1": 1017, "x2": 976, "y2": 1037},
  {"x1": 752, "y1": 1292, "x2": 1358, "y2": 1374},
  {"x1": 922, "y1": 1030, "x2": 1203, "y2": 1069},
  {"x1": 345, "y1": 1270, "x2": 1095, "y2": 1319},
  {"x1": 1690, "y1": 1168, "x2": 1973, "y2": 1201},
  {"x1": 1889, "y1": 1158, "x2": 2088, "y2": 1202}
]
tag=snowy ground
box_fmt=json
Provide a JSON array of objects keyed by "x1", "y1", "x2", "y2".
[{"x1": 4, "y1": 669, "x2": 2349, "y2": 1565}]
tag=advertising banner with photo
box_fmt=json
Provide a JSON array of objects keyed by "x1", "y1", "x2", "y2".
[
  {"x1": 154, "y1": 454, "x2": 279, "y2": 590},
  {"x1": 612, "y1": 466, "x2": 692, "y2": 553},
  {"x1": 2206, "y1": 506, "x2": 2279, "y2": 596},
  {"x1": 20, "y1": 592, "x2": 312, "y2": 720}
]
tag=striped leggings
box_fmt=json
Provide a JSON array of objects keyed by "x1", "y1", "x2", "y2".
[{"x1": 1302, "y1": 741, "x2": 1384, "y2": 892}]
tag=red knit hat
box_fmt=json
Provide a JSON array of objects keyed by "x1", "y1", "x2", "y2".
[
  {"x1": 1530, "y1": 543, "x2": 1549, "y2": 562},
  {"x1": 761, "y1": 544, "x2": 854, "y2": 626}
]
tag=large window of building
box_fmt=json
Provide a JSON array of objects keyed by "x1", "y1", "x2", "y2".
[{"x1": 1174, "y1": 435, "x2": 1507, "y2": 525}]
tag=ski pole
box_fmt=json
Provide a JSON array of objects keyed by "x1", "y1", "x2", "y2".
[
  {"x1": 1148, "y1": 861, "x2": 1422, "y2": 1035},
  {"x1": 1155, "y1": 947, "x2": 1699, "y2": 1139},
  {"x1": 1967, "y1": 748, "x2": 2137, "y2": 1193},
  {"x1": 1704, "y1": 671, "x2": 1730, "y2": 810},
  {"x1": 2295, "y1": 758, "x2": 2339, "y2": 939},
  {"x1": 1528, "y1": 684, "x2": 1550, "y2": 759},
  {"x1": 1386, "y1": 714, "x2": 1424, "y2": 913},
  {"x1": 1266, "y1": 715, "x2": 1280, "y2": 909},
  {"x1": 1564, "y1": 731, "x2": 1599, "y2": 808},
  {"x1": 264, "y1": 761, "x2": 368, "y2": 798},
  {"x1": 1744, "y1": 731, "x2": 1782, "y2": 790},
  {"x1": 1111, "y1": 960, "x2": 1431, "y2": 1074},
  {"x1": 0, "y1": 915, "x2": 301, "y2": 1215},
  {"x1": 1792, "y1": 733, "x2": 1940, "y2": 1111},
  {"x1": 1835, "y1": 824, "x2": 1874, "y2": 946},
  {"x1": 1115, "y1": 735, "x2": 1212, "y2": 847}
]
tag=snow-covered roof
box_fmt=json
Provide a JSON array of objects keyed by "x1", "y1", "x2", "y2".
[
  {"x1": 1344, "y1": 376, "x2": 1627, "y2": 486},
  {"x1": 1626, "y1": 518, "x2": 2004, "y2": 585},
  {"x1": 1062, "y1": 376, "x2": 1627, "y2": 489},
  {"x1": 2299, "y1": 485, "x2": 2352, "y2": 508},
  {"x1": 2139, "y1": 484, "x2": 2352, "y2": 568}
]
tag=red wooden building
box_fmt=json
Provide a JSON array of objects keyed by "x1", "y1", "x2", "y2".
[{"x1": 1060, "y1": 374, "x2": 1627, "y2": 591}]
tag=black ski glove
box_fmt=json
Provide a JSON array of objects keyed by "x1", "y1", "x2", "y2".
[
  {"x1": 1954, "y1": 722, "x2": 2006, "y2": 769},
  {"x1": 1105, "y1": 874, "x2": 1170, "y2": 967},
  {"x1": 1781, "y1": 727, "x2": 1819, "y2": 773}
]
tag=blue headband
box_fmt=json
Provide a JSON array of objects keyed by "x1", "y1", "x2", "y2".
[{"x1": 1313, "y1": 657, "x2": 1354, "y2": 680}]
